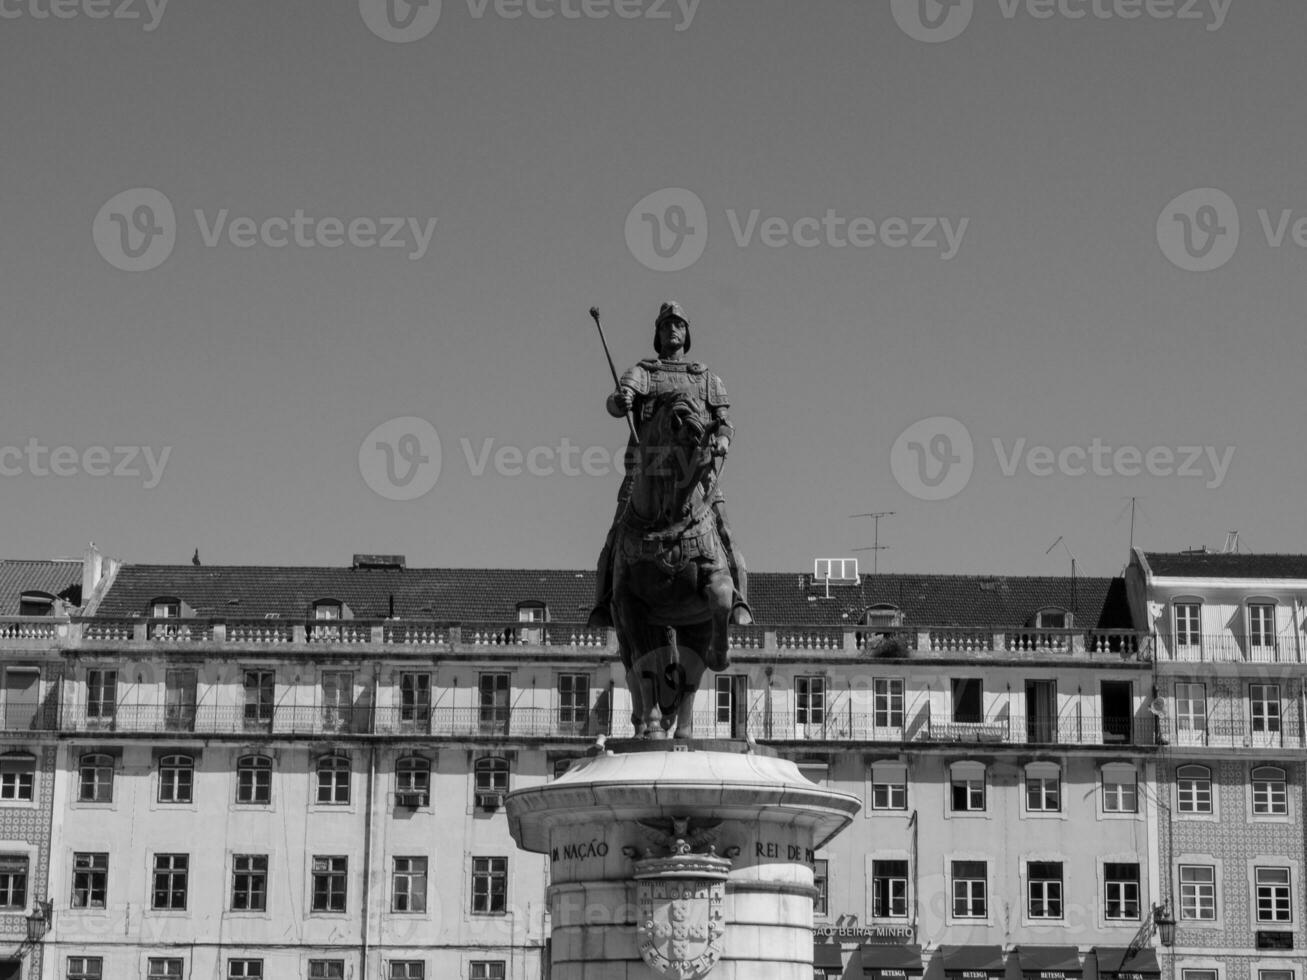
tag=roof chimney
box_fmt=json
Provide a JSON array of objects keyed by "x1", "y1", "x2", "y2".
[{"x1": 352, "y1": 554, "x2": 406, "y2": 570}]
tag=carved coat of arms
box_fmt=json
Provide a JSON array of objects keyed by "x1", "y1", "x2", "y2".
[{"x1": 628, "y1": 817, "x2": 734, "y2": 980}]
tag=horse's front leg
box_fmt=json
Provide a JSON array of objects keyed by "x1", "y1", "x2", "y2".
[{"x1": 671, "y1": 636, "x2": 709, "y2": 740}]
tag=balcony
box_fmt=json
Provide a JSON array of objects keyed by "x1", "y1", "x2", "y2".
[
  {"x1": 1163, "y1": 718, "x2": 1304, "y2": 750},
  {"x1": 1154, "y1": 633, "x2": 1304, "y2": 663}
]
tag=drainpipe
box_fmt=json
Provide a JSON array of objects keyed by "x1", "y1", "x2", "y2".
[{"x1": 361, "y1": 742, "x2": 377, "y2": 979}]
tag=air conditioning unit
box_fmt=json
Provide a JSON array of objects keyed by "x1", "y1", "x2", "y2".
[
  {"x1": 395, "y1": 792, "x2": 427, "y2": 808},
  {"x1": 476, "y1": 793, "x2": 504, "y2": 812}
]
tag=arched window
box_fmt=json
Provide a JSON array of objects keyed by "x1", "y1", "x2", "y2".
[
  {"x1": 157, "y1": 754, "x2": 194, "y2": 803},
  {"x1": 236, "y1": 754, "x2": 272, "y2": 804},
  {"x1": 1251, "y1": 766, "x2": 1287, "y2": 815},
  {"x1": 395, "y1": 755, "x2": 431, "y2": 807},
  {"x1": 474, "y1": 756, "x2": 509, "y2": 809},
  {"x1": 1176, "y1": 764, "x2": 1212, "y2": 814},
  {"x1": 316, "y1": 754, "x2": 350, "y2": 805},
  {"x1": 78, "y1": 753, "x2": 115, "y2": 803},
  {"x1": 18, "y1": 591, "x2": 56, "y2": 617}
]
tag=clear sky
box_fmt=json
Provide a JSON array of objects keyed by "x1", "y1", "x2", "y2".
[{"x1": 2, "y1": 0, "x2": 1305, "y2": 577}]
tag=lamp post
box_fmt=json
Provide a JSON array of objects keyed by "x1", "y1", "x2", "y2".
[{"x1": 1154, "y1": 902, "x2": 1176, "y2": 948}]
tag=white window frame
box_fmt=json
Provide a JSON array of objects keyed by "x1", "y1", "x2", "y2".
[
  {"x1": 871, "y1": 762, "x2": 907, "y2": 811},
  {"x1": 950, "y1": 859, "x2": 988, "y2": 919},
  {"x1": 873, "y1": 677, "x2": 905, "y2": 730},
  {"x1": 1254, "y1": 866, "x2": 1292, "y2": 924},
  {"x1": 1104, "y1": 861, "x2": 1141, "y2": 920},
  {"x1": 1251, "y1": 766, "x2": 1288, "y2": 817},
  {"x1": 1177, "y1": 765, "x2": 1214, "y2": 816},
  {"x1": 1025, "y1": 762, "x2": 1061, "y2": 813},
  {"x1": 1027, "y1": 860, "x2": 1064, "y2": 919},
  {"x1": 1179, "y1": 864, "x2": 1216, "y2": 921},
  {"x1": 1102, "y1": 764, "x2": 1138, "y2": 814},
  {"x1": 1173, "y1": 601, "x2": 1202, "y2": 650},
  {"x1": 1174, "y1": 682, "x2": 1207, "y2": 744},
  {"x1": 949, "y1": 761, "x2": 986, "y2": 814}
]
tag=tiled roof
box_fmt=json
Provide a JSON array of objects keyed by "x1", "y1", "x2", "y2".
[
  {"x1": 94, "y1": 565, "x2": 1133, "y2": 628},
  {"x1": 1144, "y1": 552, "x2": 1307, "y2": 580},
  {"x1": 0, "y1": 559, "x2": 83, "y2": 614}
]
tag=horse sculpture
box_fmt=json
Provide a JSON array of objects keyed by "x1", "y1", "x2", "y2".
[{"x1": 608, "y1": 390, "x2": 736, "y2": 739}]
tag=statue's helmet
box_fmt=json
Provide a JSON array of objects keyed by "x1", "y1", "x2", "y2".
[{"x1": 653, "y1": 300, "x2": 691, "y2": 355}]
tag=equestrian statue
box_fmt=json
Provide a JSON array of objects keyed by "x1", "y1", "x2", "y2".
[{"x1": 588, "y1": 301, "x2": 751, "y2": 739}]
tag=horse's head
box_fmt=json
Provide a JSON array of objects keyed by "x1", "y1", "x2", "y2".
[{"x1": 630, "y1": 392, "x2": 718, "y2": 524}]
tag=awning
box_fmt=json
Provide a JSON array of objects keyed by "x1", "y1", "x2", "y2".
[
  {"x1": 815, "y1": 942, "x2": 845, "y2": 969},
  {"x1": 943, "y1": 946, "x2": 1006, "y2": 978},
  {"x1": 1017, "y1": 946, "x2": 1085, "y2": 979},
  {"x1": 861, "y1": 944, "x2": 924, "y2": 980},
  {"x1": 1093, "y1": 947, "x2": 1161, "y2": 980}
]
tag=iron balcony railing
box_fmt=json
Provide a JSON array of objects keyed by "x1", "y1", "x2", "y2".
[{"x1": 1152, "y1": 632, "x2": 1305, "y2": 663}]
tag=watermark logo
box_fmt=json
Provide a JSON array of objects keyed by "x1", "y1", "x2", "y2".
[
  {"x1": 0, "y1": 0, "x2": 170, "y2": 31},
  {"x1": 891, "y1": 0, "x2": 973, "y2": 43},
  {"x1": 93, "y1": 188, "x2": 176, "y2": 272},
  {"x1": 890, "y1": 416, "x2": 975, "y2": 501},
  {"x1": 625, "y1": 188, "x2": 709, "y2": 272},
  {"x1": 359, "y1": 0, "x2": 442, "y2": 42},
  {"x1": 1157, "y1": 187, "x2": 1240, "y2": 272},
  {"x1": 93, "y1": 189, "x2": 439, "y2": 271},
  {"x1": 891, "y1": 418, "x2": 1236, "y2": 500},
  {"x1": 0, "y1": 439, "x2": 171, "y2": 489},
  {"x1": 359, "y1": 417, "x2": 442, "y2": 501},
  {"x1": 625, "y1": 188, "x2": 968, "y2": 271}
]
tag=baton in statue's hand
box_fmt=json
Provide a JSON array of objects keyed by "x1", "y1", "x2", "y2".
[{"x1": 589, "y1": 306, "x2": 639, "y2": 445}]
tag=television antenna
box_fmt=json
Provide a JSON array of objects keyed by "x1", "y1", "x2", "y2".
[{"x1": 851, "y1": 512, "x2": 895, "y2": 575}]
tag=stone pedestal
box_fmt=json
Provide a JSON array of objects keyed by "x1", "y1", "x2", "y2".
[{"x1": 506, "y1": 740, "x2": 862, "y2": 980}]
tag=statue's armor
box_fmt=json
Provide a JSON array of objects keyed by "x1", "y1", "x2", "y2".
[{"x1": 620, "y1": 359, "x2": 733, "y2": 448}]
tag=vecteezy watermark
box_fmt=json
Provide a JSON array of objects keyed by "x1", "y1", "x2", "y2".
[
  {"x1": 625, "y1": 187, "x2": 969, "y2": 271},
  {"x1": 891, "y1": 0, "x2": 1231, "y2": 43},
  {"x1": 0, "y1": 439, "x2": 171, "y2": 489},
  {"x1": 359, "y1": 417, "x2": 658, "y2": 500},
  {"x1": 359, "y1": 0, "x2": 698, "y2": 42},
  {"x1": 0, "y1": 0, "x2": 170, "y2": 31},
  {"x1": 891, "y1": 417, "x2": 1235, "y2": 500},
  {"x1": 1157, "y1": 186, "x2": 1307, "y2": 272},
  {"x1": 93, "y1": 188, "x2": 439, "y2": 272}
]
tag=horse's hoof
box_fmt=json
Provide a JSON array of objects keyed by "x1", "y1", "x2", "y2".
[
  {"x1": 647, "y1": 729, "x2": 668, "y2": 741},
  {"x1": 673, "y1": 729, "x2": 693, "y2": 740}
]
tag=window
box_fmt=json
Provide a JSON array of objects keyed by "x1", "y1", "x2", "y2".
[
  {"x1": 152, "y1": 597, "x2": 181, "y2": 618},
  {"x1": 1182, "y1": 971, "x2": 1217, "y2": 980},
  {"x1": 1249, "y1": 603, "x2": 1276, "y2": 647},
  {"x1": 952, "y1": 860, "x2": 987, "y2": 917},
  {"x1": 66, "y1": 958, "x2": 103, "y2": 980},
  {"x1": 399, "y1": 672, "x2": 431, "y2": 724},
  {"x1": 1102, "y1": 764, "x2": 1138, "y2": 813},
  {"x1": 1175, "y1": 682, "x2": 1207, "y2": 740},
  {"x1": 0, "y1": 754, "x2": 35, "y2": 801},
  {"x1": 308, "y1": 962, "x2": 345, "y2": 980},
  {"x1": 1252, "y1": 766, "x2": 1288, "y2": 815},
  {"x1": 1179, "y1": 864, "x2": 1216, "y2": 919},
  {"x1": 71, "y1": 852, "x2": 108, "y2": 908},
  {"x1": 479, "y1": 673, "x2": 510, "y2": 728},
  {"x1": 86, "y1": 668, "x2": 117, "y2": 721},
  {"x1": 715, "y1": 674, "x2": 735, "y2": 724},
  {"x1": 18, "y1": 591, "x2": 55, "y2": 616},
  {"x1": 475, "y1": 756, "x2": 509, "y2": 807},
  {"x1": 1177, "y1": 765, "x2": 1213, "y2": 814},
  {"x1": 311, "y1": 856, "x2": 348, "y2": 912},
  {"x1": 874, "y1": 678, "x2": 904, "y2": 728},
  {"x1": 152, "y1": 853, "x2": 188, "y2": 910},
  {"x1": 951, "y1": 678, "x2": 983, "y2": 724},
  {"x1": 236, "y1": 754, "x2": 272, "y2": 804},
  {"x1": 0, "y1": 855, "x2": 28, "y2": 909},
  {"x1": 1036, "y1": 609, "x2": 1068, "y2": 630},
  {"x1": 396, "y1": 756, "x2": 430, "y2": 806},
  {"x1": 1105, "y1": 862, "x2": 1140, "y2": 920},
  {"x1": 392, "y1": 857, "x2": 428, "y2": 913},
  {"x1": 147, "y1": 960, "x2": 185, "y2": 979},
  {"x1": 1250, "y1": 684, "x2": 1281, "y2": 733},
  {"x1": 243, "y1": 669, "x2": 275, "y2": 727},
  {"x1": 1255, "y1": 866, "x2": 1292, "y2": 922},
  {"x1": 228, "y1": 961, "x2": 263, "y2": 979},
  {"x1": 78, "y1": 753, "x2": 114, "y2": 803},
  {"x1": 389, "y1": 964, "x2": 425, "y2": 980},
  {"x1": 873, "y1": 859, "x2": 908, "y2": 917},
  {"x1": 321, "y1": 670, "x2": 354, "y2": 731},
  {"x1": 558, "y1": 673, "x2": 590, "y2": 727},
  {"x1": 158, "y1": 754, "x2": 194, "y2": 803},
  {"x1": 1028, "y1": 861, "x2": 1063, "y2": 918},
  {"x1": 796, "y1": 676, "x2": 825, "y2": 725},
  {"x1": 813, "y1": 859, "x2": 828, "y2": 916},
  {"x1": 231, "y1": 854, "x2": 268, "y2": 911},
  {"x1": 950, "y1": 762, "x2": 986, "y2": 812},
  {"x1": 552, "y1": 756, "x2": 577, "y2": 779},
  {"x1": 471, "y1": 856, "x2": 507, "y2": 913},
  {"x1": 317, "y1": 754, "x2": 350, "y2": 805},
  {"x1": 1174, "y1": 602, "x2": 1201, "y2": 647},
  {"x1": 1025, "y1": 764, "x2": 1061, "y2": 812},
  {"x1": 518, "y1": 603, "x2": 546, "y2": 623},
  {"x1": 871, "y1": 763, "x2": 907, "y2": 810},
  {"x1": 470, "y1": 965, "x2": 506, "y2": 980},
  {"x1": 313, "y1": 599, "x2": 342, "y2": 620}
]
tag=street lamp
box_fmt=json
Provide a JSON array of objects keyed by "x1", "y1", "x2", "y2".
[
  {"x1": 25, "y1": 900, "x2": 53, "y2": 944},
  {"x1": 1153, "y1": 902, "x2": 1176, "y2": 947}
]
